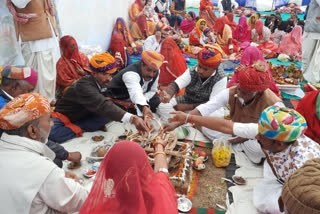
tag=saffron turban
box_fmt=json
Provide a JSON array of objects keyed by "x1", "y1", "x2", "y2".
[
  {"x1": 141, "y1": 50, "x2": 164, "y2": 70},
  {"x1": 197, "y1": 49, "x2": 222, "y2": 68},
  {"x1": 281, "y1": 158, "x2": 320, "y2": 214},
  {"x1": 0, "y1": 93, "x2": 50, "y2": 130},
  {"x1": 238, "y1": 63, "x2": 271, "y2": 92},
  {"x1": 258, "y1": 106, "x2": 307, "y2": 142},
  {"x1": 1, "y1": 65, "x2": 38, "y2": 86},
  {"x1": 89, "y1": 52, "x2": 117, "y2": 74}
]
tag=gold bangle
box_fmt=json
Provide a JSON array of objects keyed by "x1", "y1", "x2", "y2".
[{"x1": 154, "y1": 151, "x2": 166, "y2": 157}]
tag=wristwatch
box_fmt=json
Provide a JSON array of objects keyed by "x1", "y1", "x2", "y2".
[{"x1": 157, "y1": 168, "x2": 169, "y2": 175}]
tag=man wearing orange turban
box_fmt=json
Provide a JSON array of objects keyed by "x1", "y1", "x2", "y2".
[
  {"x1": 165, "y1": 62, "x2": 284, "y2": 164},
  {"x1": 158, "y1": 48, "x2": 226, "y2": 122},
  {"x1": 0, "y1": 93, "x2": 88, "y2": 214},
  {"x1": 49, "y1": 52, "x2": 149, "y2": 143},
  {"x1": 107, "y1": 50, "x2": 164, "y2": 128}
]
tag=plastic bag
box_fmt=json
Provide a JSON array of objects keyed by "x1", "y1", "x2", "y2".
[{"x1": 211, "y1": 138, "x2": 232, "y2": 167}]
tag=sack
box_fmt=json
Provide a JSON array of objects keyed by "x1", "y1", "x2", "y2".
[{"x1": 212, "y1": 138, "x2": 232, "y2": 167}]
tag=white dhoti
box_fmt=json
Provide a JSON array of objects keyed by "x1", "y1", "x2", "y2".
[
  {"x1": 202, "y1": 109, "x2": 265, "y2": 164},
  {"x1": 21, "y1": 43, "x2": 57, "y2": 102},
  {"x1": 253, "y1": 161, "x2": 283, "y2": 214},
  {"x1": 302, "y1": 32, "x2": 320, "y2": 83}
]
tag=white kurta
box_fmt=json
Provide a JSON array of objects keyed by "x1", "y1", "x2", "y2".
[{"x1": 12, "y1": 0, "x2": 59, "y2": 103}]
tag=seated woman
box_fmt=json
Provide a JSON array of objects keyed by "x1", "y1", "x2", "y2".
[
  {"x1": 188, "y1": 19, "x2": 207, "y2": 54},
  {"x1": 233, "y1": 15, "x2": 251, "y2": 44},
  {"x1": 79, "y1": 140, "x2": 178, "y2": 214},
  {"x1": 110, "y1": 18, "x2": 141, "y2": 68},
  {"x1": 130, "y1": 0, "x2": 156, "y2": 39},
  {"x1": 213, "y1": 17, "x2": 239, "y2": 55},
  {"x1": 199, "y1": 0, "x2": 217, "y2": 28},
  {"x1": 179, "y1": 11, "x2": 197, "y2": 37},
  {"x1": 227, "y1": 46, "x2": 280, "y2": 96},
  {"x1": 248, "y1": 14, "x2": 259, "y2": 30},
  {"x1": 226, "y1": 13, "x2": 237, "y2": 32},
  {"x1": 271, "y1": 21, "x2": 287, "y2": 46},
  {"x1": 296, "y1": 90, "x2": 320, "y2": 144},
  {"x1": 279, "y1": 25, "x2": 303, "y2": 60},
  {"x1": 56, "y1": 35, "x2": 89, "y2": 97},
  {"x1": 251, "y1": 20, "x2": 279, "y2": 55}
]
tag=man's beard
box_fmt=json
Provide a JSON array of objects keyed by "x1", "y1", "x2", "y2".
[
  {"x1": 39, "y1": 126, "x2": 50, "y2": 144},
  {"x1": 234, "y1": 94, "x2": 245, "y2": 106}
]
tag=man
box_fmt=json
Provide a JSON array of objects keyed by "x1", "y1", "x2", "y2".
[
  {"x1": 158, "y1": 48, "x2": 227, "y2": 122},
  {"x1": 279, "y1": 158, "x2": 320, "y2": 214},
  {"x1": 170, "y1": 0, "x2": 186, "y2": 27},
  {"x1": 302, "y1": 0, "x2": 320, "y2": 83},
  {"x1": 218, "y1": 0, "x2": 238, "y2": 17},
  {"x1": 0, "y1": 93, "x2": 88, "y2": 214},
  {"x1": 7, "y1": 0, "x2": 59, "y2": 103},
  {"x1": 0, "y1": 65, "x2": 81, "y2": 167},
  {"x1": 143, "y1": 25, "x2": 171, "y2": 52},
  {"x1": 107, "y1": 50, "x2": 164, "y2": 127},
  {"x1": 49, "y1": 52, "x2": 148, "y2": 143},
  {"x1": 166, "y1": 62, "x2": 282, "y2": 163},
  {"x1": 169, "y1": 106, "x2": 320, "y2": 213}
]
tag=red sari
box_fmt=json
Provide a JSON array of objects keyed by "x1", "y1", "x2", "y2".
[
  {"x1": 296, "y1": 90, "x2": 320, "y2": 144},
  {"x1": 199, "y1": 0, "x2": 217, "y2": 28},
  {"x1": 233, "y1": 15, "x2": 251, "y2": 43},
  {"x1": 79, "y1": 141, "x2": 178, "y2": 214},
  {"x1": 159, "y1": 38, "x2": 187, "y2": 86},
  {"x1": 226, "y1": 13, "x2": 237, "y2": 32},
  {"x1": 189, "y1": 19, "x2": 207, "y2": 46},
  {"x1": 56, "y1": 36, "x2": 89, "y2": 88}
]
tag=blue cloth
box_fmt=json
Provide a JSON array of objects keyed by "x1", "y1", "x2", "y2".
[
  {"x1": 49, "y1": 115, "x2": 109, "y2": 143},
  {"x1": 0, "y1": 96, "x2": 8, "y2": 109}
]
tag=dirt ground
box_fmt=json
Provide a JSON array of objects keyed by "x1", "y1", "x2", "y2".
[{"x1": 191, "y1": 147, "x2": 228, "y2": 210}]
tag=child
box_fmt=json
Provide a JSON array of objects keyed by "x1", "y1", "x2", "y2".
[
  {"x1": 200, "y1": 27, "x2": 215, "y2": 46},
  {"x1": 144, "y1": 0, "x2": 159, "y2": 23}
]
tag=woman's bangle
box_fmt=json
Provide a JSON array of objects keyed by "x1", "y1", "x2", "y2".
[
  {"x1": 154, "y1": 151, "x2": 166, "y2": 157},
  {"x1": 185, "y1": 113, "x2": 190, "y2": 124},
  {"x1": 153, "y1": 142, "x2": 165, "y2": 151}
]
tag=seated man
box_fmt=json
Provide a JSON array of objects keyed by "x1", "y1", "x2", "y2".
[
  {"x1": 170, "y1": 0, "x2": 186, "y2": 27},
  {"x1": 0, "y1": 65, "x2": 80, "y2": 167},
  {"x1": 143, "y1": 25, "x2": 171, "y2": 52},
  {"x1": 169, "y1": 105, "x2": 320, "y2": 214},
  {"x1": 0, "y1": 93, "x2": 88, "y2": 213},
  {"x1": 107, "y1": 50, "x2": 164, "y2": 127},
  {"x1": 158, "y1": 48, "x2": 227, "y2": 122},
  {"x1": 218, "y1": 0, "x2": 238, "y2": 17},
  {"x1": 49, "y1": 52, "x2": 148, "y2": 143},
  {"x1": 166, "y1": 62, "x2": 283, "y2": 163}
]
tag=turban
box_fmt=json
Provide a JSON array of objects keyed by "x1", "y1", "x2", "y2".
[
  {"x1": 281, "y1": 158, "x2": 320, "y2": 214},
  {"x1": 89, "y1": 52, "x2": 117, "y2": 74},
  {"x1": 1, "y1": 65, "x2": 38, "y2": 86},
  {"x1": 238, "y1": 63, "x2": 271, "y2": 92},
  {"x1": 0, "y1": 93, "x2": 50, "y2": 130},
  {"x1": 203, "y1": 27, "x2": 211, "y2": 35},
  {"x1": 141, "y1": 50, "x2": 164, "y2": 70},
  {"x1": 197, "y1": 49, "x2": 222, "y2": 68},
  {"x1": 258, "y1": 106, "x2": 307, "y2": 142}
]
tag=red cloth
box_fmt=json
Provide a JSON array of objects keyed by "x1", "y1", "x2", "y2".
[
  {"x1": 56, "y1": 36, "x2": 89, "y2": 88},
  {"x1": 255, "y1": 20, "x2": 264, "y2": 40},
  {"x1": 213, "y1": 17, "x2": 228, "y2": 35},
  {"x1": 226, "y1": 13, "x2": 237, "y2": 32},
  {"x1": 199, "y1": 0, "x2": 217, "y2": 28},
  {"x1": 233, "y1": 15, "x2": 251, "y2": 43},
  {"x1": 159, "y1": 38, "x2": 187, "y2": 85},
  {"x1": 180, "y1": 11, "x2": 197, "y2": 33},
  {"x1": 279, "y1": 25, "x2": 303, "y2": 55},
  {"x1": 79, "y1": 141, "x2": 178, "y2": 214},
  {"x1": 296, "y1": 90, "x2": 320, "y2": 144},
  {"x1": 238, "y1": 65, "x2": 272, "y2": 92},
  {"x1": 228, "y1": 46, "x2": 279, "y2": 95},
  {"x1": 189, "y1": 28, "x2": 202, "y2": 46}
]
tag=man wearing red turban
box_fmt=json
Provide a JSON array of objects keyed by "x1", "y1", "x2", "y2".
[{"x1": 158, "y1": 48, "x2": 226, "y2": 122}]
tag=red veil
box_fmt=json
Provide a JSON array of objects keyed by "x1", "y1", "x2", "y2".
[
  {"x1": 80, "y1": 141, "x2": 178, "y2": 214},
  {"x1": 159, "y1": 38, "x2": 187, "y2": 86}
]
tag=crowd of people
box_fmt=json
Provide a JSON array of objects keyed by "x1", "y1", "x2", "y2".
[{"x1": 1, "y1": 0, "x2": 320, "y2": 213}]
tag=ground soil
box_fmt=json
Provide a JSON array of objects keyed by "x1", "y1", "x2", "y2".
[{"x1": 191, "y1": 147, "x2": 228, "y2": 210}]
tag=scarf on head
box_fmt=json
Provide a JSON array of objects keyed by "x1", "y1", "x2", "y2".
[{"x1": 6, "y1": 0, "x2": 55, "y2": 24}]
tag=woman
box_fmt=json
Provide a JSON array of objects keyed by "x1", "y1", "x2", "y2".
[
  {"x1": 279, "y1": 25, "x2": 303, "y2": 57},
  {"x1": 199, "y1": 0, "x2": 217, "y2": 28},
  {"x1": 56, "y1": 35, "x2": 89, "y2": 95},
  {"x1": 227, "y1": 46, "x2": 280, "y2": 96},
  {"x1": 226, "y1": 13, "x2": 237, "y2": 32},
  {"x1": 110, "y1": 18, "x2": 141, "y2": 68},
  {"x1": 130, "y1": 0, "x2": 156, "y2": 39},
  {"x1": 189, "y1": 19, "x2": 207, "y2": 46},
  {"x1": 159, "y1": 38, "x2": 187, "y2": 86},
  {"x1": 213, "y1": 17, "x2": 239, "y2": 55},
  {"x1": 272, "y1": 21, "x2": 287, "y2": 45},
  {"x1": 248, "y1": 14, "x2": 259, "y2": 30},
  {"x1": 233, "y1": 15, "x2": 251, "y2": 44},
  {"x1": 179, "y1": 11, "x2": 197, "y2": 35},
  {"x1": 79, "y1": 140, "x2": 178, "y2": 214},
  {"x1": 252, "y1": 20, "x2": 279, "y2": 54}
]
